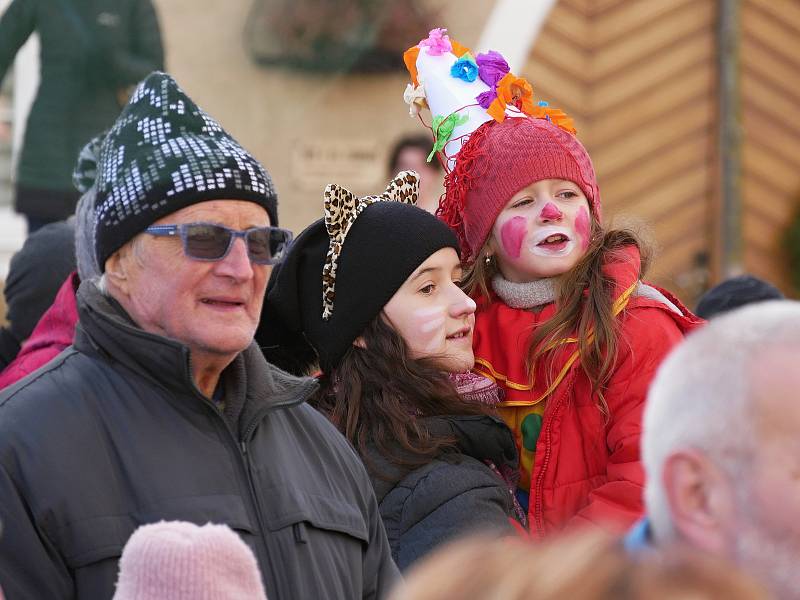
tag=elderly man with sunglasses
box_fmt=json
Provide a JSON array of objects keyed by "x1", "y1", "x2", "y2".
[{"x1": 0, "y1": 73, "x2": 399, "y2": 600}]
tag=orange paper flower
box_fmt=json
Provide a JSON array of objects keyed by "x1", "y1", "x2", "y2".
[
  {"x1": 529, "y1": 104, "x2": 577, "y2": 135},
  {"x1": 450, "y1": 39, "x2": 472, "y2": 59},
  {"x1": 404, "y1": 45, "x2": 421, "y2": 86},
  {"x1": 496, "y1": 73, "x2": 535, "y2": 115},
  {"x1": 485, "y1": 73, "x2": 536, "y2": 122}
]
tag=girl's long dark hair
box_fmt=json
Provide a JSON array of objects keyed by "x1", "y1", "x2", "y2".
[{"x1": 311, "y1": 316, "x2": 489, "y2": 480}]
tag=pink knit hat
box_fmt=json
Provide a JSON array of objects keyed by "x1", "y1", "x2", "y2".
[
  {"x1": 438, "y1": 116, "x2": 601, "y2": 264},
  {"x1": 113, "y1": 521, "x2": 268, "y2": 600}
]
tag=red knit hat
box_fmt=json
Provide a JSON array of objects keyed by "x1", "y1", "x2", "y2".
[{"x1": 438, "y1": 116, "x2": 601, "y2": 264}]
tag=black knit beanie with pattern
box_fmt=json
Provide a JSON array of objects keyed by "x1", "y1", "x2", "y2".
[
  {"x1": 258, "y1": 200, "x2": 459, "y2": 375},
  {"x1": 90, "y1": 72, "x2": 278, "y2": 270}
]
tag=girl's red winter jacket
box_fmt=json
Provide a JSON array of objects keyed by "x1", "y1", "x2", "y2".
[{"x1": 472, "y1": 247, "x2": 703, "y2": 537}]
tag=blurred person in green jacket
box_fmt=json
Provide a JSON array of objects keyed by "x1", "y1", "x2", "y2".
[{"x1": 0, "y1": 0, "x2": 163, "y2": 232}]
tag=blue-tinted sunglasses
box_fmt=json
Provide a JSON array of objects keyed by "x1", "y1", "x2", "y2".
[{"x1": 145, "y1": 222, "x2": 293, "y2": 265}]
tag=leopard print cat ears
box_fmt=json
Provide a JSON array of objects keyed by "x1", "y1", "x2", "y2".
[{"x1": 321, "y1": 170, "x2": 421, "y2": 320}]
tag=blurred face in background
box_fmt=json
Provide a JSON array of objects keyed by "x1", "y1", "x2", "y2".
[{"x1": 392, "y1": 145, "x2": 444, "y2": 214}]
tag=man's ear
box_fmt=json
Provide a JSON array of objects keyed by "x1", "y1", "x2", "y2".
[
  {"x1": 663, "y1": 449, "x2": 735, "y2": 556},
  {"x1": 104, "y1": 248, "x2": 132, "y2": 297}
]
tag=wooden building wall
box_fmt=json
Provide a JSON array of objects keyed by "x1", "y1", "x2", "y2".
[
  {"x1": 740, "y1": 0, "x2": 800, "y2": 295},
  {"x1": 524, "y1": 0, "x2": 800, "y2": 302}
]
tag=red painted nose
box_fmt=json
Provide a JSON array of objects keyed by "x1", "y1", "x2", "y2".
[{"x1": 540, "y1": 202, "x2": 563, "y2": 221}]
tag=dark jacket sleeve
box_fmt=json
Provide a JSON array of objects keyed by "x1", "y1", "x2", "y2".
[
  {"x1": 0, "y1": 463, "x2": 72, "y2": 599},
  {"x1": 0, "y1": 0, "x2": 36, "y2": 83},
  {"x1": 362, "y1": 479, "x2": 402, "y2": 599},
  {"x1": 108, "y1": 0, "x2": 164, "y2": 87},
  {"x1": 382, "y1": 457, "x2": 515, "y2": 571}
]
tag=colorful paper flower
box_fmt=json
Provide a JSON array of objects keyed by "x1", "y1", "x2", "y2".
[
  {"x1": 451, "y1": 39, "x2": 471, "y2": 59},
  {"x1": 403, "y1": 45, "x2": 421, "y2": 86},
  {"x1": 529, "y1": 102, "x2": 577, "y2": 134},
  {"x1": 476, "y1": 51, "x2": 510, "y2": 88},
  {"x1": 419, "y1": 28, "x2": 452, "y2": 56},
  {"x1": 498, "y1": 73, "x2": 535, "y2": 114},
  {"x1": 428, "y1": 113, "x2": 470, "y2": 161},
  {"x1": 486, "y1": 73, "x2": 535, "y2": 121},
  {"x1": 450, "y1": 53, "x2": 479, "y2": 82},
  {"x1": 403, "y1": 83, "x2": 427, "y2": 117},
  {"x1": 405, "y1": 33, "x2": 471, "y2": 87},
  {"x1": 476, "y1": 90, "x2": 497, "y2": 110}
]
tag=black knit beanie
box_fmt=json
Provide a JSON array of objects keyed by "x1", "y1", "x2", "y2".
[
  {"x1": 258, "y1": 173, "x2": 459, "y2": 375},
  {"x1": 90, "y1": 72, "x2": 278, "y2": 270},
  {"x1": 3, "y1": 220, "x2": 76, "y2": 345},
  {"x1": 695, "y1": 274, "x2": 784, "y2": 319}
]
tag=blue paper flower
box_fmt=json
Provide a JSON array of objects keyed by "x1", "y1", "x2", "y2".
[{"x1": 450, "y1": 53, "x2": 479, "y2": 83}]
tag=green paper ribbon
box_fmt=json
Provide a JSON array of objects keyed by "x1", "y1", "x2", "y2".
[{"x1": 427, "y1": 113, "x2": 470, "y2": 162}]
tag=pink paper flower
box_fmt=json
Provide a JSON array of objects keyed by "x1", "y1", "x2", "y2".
[{"x1": 419, "y1": 28, "x2": 452, "y2": 56}]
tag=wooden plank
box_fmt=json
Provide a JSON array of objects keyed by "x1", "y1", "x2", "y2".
[
  {"x1": 591, "y1": 0, "x2": 644, "y2": 20},
  {"x1": 741, "y1": 100, "x2": 800, "y2": 166},
  {"x1": 592, "y1": 35, "x2": 713, "y2": 112},
  {"x1": 524, "y1": 59, "x2": 587, "y2": 108},
  {"x1": 614, "y1": 166, "x2": 710, "y2": 224},
  {"x1": 741, "y1": 73, "x2": 800, "y2": 138},
  {"x1": 743, "y1": 213, "x2": 789, "y2": 257},
  {"x1": 593, "y1": 0, "x2": 699, "y2": 45},
  {"x1": 530, "y1": 27, "x2": 589, "y2": 77},
  {"x1": 656, "y1": 201, "x2": 708, "y2": 244},
  {"x1": 742, "y1": 142, "x2": 800, "y2": 196},
  {"x1": 742, "y1": 3, "x2": 800, "y2": 63},
  {"x1": 591, "y1": 2, "x2": 714, "y2": 78},
  {"x1": 592, "y1": 98, "x2": 712, "y2": 176},
  {"x1": 560, "y1": 0, "x2": 592, "y2": 18},
  {"x1": 542, "y1": 2, "x2": 591, "y2": 44},
  {"x1": 598, "y1": 134, "x2": 711, "y2": 204},
  {"x1": 656, "y1": 230, "x2": 708, "y2": 276},
  {"x1": 740, "y1": 37, "x2": 800, "y2": 103},
  {"x1": 589, "y1": 66, "x2": 713, "y2": 147},
  {"x1": 742, "y1": 176, "x2": 798, "y2": 226},
  {"x1": 746, "y1": 0, "x2": 800, "y2": 38}
]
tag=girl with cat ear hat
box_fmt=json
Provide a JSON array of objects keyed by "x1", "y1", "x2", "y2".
[{"x1": 258, "y1": 171, "x2": 524, "y2": 570}]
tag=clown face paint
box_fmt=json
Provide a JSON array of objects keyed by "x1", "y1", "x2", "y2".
[
  {"x1": 575, "y1": 206, "x2": 591, "y2": 251},
  {"x1": 488, "y1": 179, "x2": 592, "y2": 282},
  {"x1": 383, "y1": 247, "x2": 476, "y2": 373},
  {"x1": 500, "y1": 217, "x2": 527, "y2": 259},
  {"x1": 540, "y1": 202, "x2": 563, "y2": 221}
]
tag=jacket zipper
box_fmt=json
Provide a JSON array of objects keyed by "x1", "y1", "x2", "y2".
[
  {"x1": 532, "y1": 373, "x2": 577, "y2": 538},
  {"x1": 188, "y1": 381, "x2": 279, "y2": 582}
]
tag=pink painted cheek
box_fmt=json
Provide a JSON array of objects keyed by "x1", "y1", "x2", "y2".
[
  {"x1": 540, "y1": 202, "x2": 562, "y2": 221},
  {"x1": 408, "y1": 308, "x2": 447, "y2": 356},
  {"x1": 500, "y1": 216, "x2": 527, "y2": 259},
  {"x1": 575, "y1": 206, "x2": 591, "y2": 251}
]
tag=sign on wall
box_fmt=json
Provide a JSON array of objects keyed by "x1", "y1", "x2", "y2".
[{"x1": 290, "y1": 139, "x2": 384, "y2": 192}]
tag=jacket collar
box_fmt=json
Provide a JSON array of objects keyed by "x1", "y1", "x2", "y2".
[
  {"x1": 369, "y1": 414, "x2": 518, "y2": 502},
  {"x1": 74, "y1": 280, "x2": 317, "y2": 419}
]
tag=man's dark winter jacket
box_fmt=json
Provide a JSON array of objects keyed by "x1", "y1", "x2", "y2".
[
  {"x1": 0, "y1": 283, "x2": 399, "y2": 599},
  {"x1": 370, "y1": 414, "x2": 521, "y2": 571}
]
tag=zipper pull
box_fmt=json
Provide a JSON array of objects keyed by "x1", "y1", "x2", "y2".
[{"x1": 240, "y1": 441, "x2": 247, "y2": 455}]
